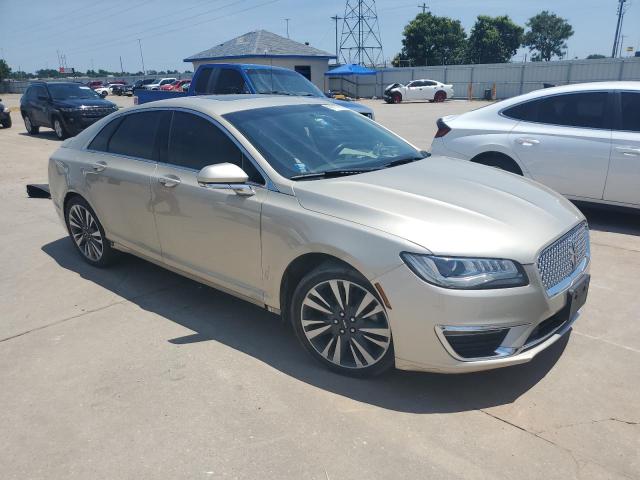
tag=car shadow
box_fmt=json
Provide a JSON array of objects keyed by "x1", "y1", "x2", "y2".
[
  {"x1": 42, "y1": 236, "x2": 569, "y2": 414},
  {"x1": 18, "y1": 131, "x2": 60, "y2": 141},
  {"x1": 574, "y1": 202, "x2": 640, "y2": 236}
]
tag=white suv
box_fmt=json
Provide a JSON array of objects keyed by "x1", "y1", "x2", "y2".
[
  {"x1": 143, "y1": 77, "x2": 177, "y2": 90},
  {"x1": 431, "y1": 82, "x2": 640, "y2": 209}
]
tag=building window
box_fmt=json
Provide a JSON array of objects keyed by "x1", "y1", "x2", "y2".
[{"x1": 294, "y1": 65, "x2": 311, "y2": 81}]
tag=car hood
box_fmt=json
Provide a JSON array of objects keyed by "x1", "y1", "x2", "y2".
[
  {"x1": 55, "y1": 98, "x2": 116, "y2": 108},
  {"x1": 329, "y1": 98, "x2": 373, "y2": 115},
  {"x1": 293, "y1": 156, "x2": 584, "y2": 264}
]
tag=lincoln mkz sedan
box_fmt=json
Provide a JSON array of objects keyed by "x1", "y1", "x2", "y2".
[{"x1": 48, "y1": 96, "x2": 590, "y2": 376}]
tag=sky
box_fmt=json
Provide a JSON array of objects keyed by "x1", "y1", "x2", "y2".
[{"x1": 1, "y1": 0, "x2": 638, "y2": 73}]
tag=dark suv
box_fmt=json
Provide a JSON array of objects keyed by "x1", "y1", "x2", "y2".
[{"x1": 20, "y1": 82, "x2": 118, "y2": 139}]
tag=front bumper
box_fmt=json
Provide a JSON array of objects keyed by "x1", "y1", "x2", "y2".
[
  {"x1": 60, "y1": 110, "x2": 115, "y2": 134},
  {"x1": 374, "y1": 262, "x2": 589, "y2": 373}
]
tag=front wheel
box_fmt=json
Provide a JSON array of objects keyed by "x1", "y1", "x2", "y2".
[
  {"x1": 1, "y1": 116, "x2": 11, "y2": 128},
  {"x1": 392, "y1": 92, "x2": 402, "y2": 104},
  {"x1": 290, "y1": 265, "x2": 394, "y2": 377},
  {"x1": 53, "y1": 117, "x2": 68, "y2": 140},
  {"x1": 64, "y1": 196, "x2": 115, "y2": 267},
  {"x1": 23, "y1": 114, "x2": 39, "y2": 134}
]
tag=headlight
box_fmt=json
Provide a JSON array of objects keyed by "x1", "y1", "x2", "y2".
[{"x1": 401, "y1": 253, "x2": 528, "y2": 289}]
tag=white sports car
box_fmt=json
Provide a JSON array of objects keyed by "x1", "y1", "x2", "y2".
[{"x1": 384, "y1": 79, "x2": 454, "y2": 104}]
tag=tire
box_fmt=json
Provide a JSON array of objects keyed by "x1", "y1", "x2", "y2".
[
  {"x1": 433, "y1": 91, "x2": 447, "y2": 103},
  {"x1": 64, "y1": 196, "x2": 115, "y2": 267},
  {"x1": 474, "y1": 154, "x2": 523, "y2": 175},
  {"x1": 392, "y1": 92, "x2": 402, "y2": 104},
  {"x1": 53, "y1": 116, "x2": 68, "y2": 140},
  {"x1": 23, "y1": 114, "x2": 39, "y2": 134},
  {"x1": 1, "y1": 116, "x2": 11, "y2": 128},
  {"x1": 290, "y1": 265, "x2": 394, "y2": 377}
]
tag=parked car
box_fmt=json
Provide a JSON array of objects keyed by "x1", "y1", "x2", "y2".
[
  {"x1": 181, "y1": 81, "x2": 191, "y2": 92},
  {"x1": 143, "y1": 77, "x2": 177, "y2": 90},
  {"x1": 132, "y1": 79, "x2": 156, "y2": 92},
  {"x1": 87, "y1": 80, "x2": 103, "y2": 90},
  {"x1": 94, "y1": 83, "x2": 121, "y2": 97},
  {"x1": 431, "y1": 82, "x2": 640, "y2": 209},
  {"x1": 20, "y1": 81, "x2": 117, "y2": 140},
  {"x1": 48, "y1": 95, "x2": 590, "y2": 376},
  {"x1": 160, "y1": 79, "x2": 191, "y2": 91},
  {"x1": 0, "y1": 98, "x2": 11, "y2": 128},
  {"x1": 134, "y1": 63, "x2": 374, "y2": 118},
  {"x1": 384, "y1": 80, "x2": 454, "y2": 104},
  {"x1": 111, "y1": 83, "x2": 133, "y2": 96}
]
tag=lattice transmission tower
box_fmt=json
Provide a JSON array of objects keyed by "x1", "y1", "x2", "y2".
[{"x1": 339, "y1": 0, "x2": 384, "y2": 67}]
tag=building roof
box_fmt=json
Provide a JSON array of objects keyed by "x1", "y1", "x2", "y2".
[{"x1": 183, "y1": 30, "x2": 335, "y2": 62}]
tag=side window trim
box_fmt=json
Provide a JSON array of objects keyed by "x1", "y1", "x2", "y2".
[
  {"x1": 499, "y1": 90, "x2": 613, "y2": 131},
  {"x1": 162, "y1": 107, "x2": 272, "y2": 189}
]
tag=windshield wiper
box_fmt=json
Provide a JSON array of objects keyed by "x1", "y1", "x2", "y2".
[
  {"x1": 290, "y1": 168, "x2": 378, "y2": 180},
  {"x1": 383, "y1": 153, "x2": 430, "y2": 168},
  {"x1": 263, "y1": 90, "x2": 295, "y2": 96}
]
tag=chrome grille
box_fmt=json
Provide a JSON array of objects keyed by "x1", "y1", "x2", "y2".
[
  {"x1": 537, "y1": 222, "x2": 589, "y2": 292},
  {"x1": 80, "y1": 107, "x2": 116, "y2": 118}
]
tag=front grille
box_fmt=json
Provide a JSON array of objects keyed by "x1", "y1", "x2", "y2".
[
  {"x1": 79, "y1": 107, "x2": 116, "y2": 118},
  {"x1": 443, "y1": 328, "x2": 509, "y2": 359},
  {"x1": 537, "y1": 222, "x2": 589, "y2": 292}
]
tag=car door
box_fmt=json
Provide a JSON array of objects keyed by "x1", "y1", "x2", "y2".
[
  {"x1": 422, "y1": 80, "x2": 438, "y2": 100},
  {"x1": 507, "y1": 91, "x2": 613, "y2": 200},
  {"x1": 405, "y1": 81, "x2": 423, "y2": 100},
  {"x1": 603, "y1": 91, "x2": 640, "y2": 206},
  {"x1": 83, "y1": 111, "x2": 163, "y2": 260},
  {"x1": 30, "y1": 85, "x2": 50, "y2": 126},
  {"x1": 151, "y1": 110, "x2": 266, "y2": 301}
]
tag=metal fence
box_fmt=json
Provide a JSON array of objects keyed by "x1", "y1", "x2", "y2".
[
  {"x1": 0, "y1": 73, "x2": 193, "y2": 94},
  {"x1": 327, "y1": 58, "x2": 640, "y2": 100}
]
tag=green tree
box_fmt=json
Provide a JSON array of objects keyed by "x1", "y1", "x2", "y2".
[
  {"x1": 394, "y1": 12, "x2": 467, "y2": 67},
  {"x1": 523, "y1": 11, "x2": 574, "y2": 61},
  {"x1": 36, "y1": 68, "x2": 62, "y2": 78},
  {"x1": 0, "y1": 59, "x2": 11, "y2": 82},
  {"x1": 465, "y1": 15, "x2": 524, "y2": 64},
  {"x1": 586, "y1": 54, "x2": 606, "y2": 59}
]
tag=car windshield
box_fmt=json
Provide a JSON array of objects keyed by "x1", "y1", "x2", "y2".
[
  {"x1": 48, "y1": 84, "x2": 101, "y2": 100},
  {"x1": 245, "y1": 69, "x2": 324, "y2": 97},
  {"x1": 224, "y1": 104, "x2": 424, "y2": 180}
]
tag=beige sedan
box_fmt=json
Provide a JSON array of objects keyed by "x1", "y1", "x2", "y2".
[{"x1": 48, "y1": 95, "x2": 590, "y2": 376}]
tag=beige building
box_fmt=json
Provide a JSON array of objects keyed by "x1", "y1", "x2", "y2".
[{"x1": 184, "y1": 30, "x2": 335, "y2": 90}]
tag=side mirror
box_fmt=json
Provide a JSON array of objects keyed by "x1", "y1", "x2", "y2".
[{"x1": 197, "y1": 163, "x2": 253, "y2": 196}]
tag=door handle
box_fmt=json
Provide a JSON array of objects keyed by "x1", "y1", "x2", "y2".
[
  {"x1": 92, "y1": 161, "x2": 107, "y2": 172},
  {"x1": 158, "y1": 175, "x2": 181, "y2": 188},
  {"x1": 615, "y1": 146, "x2": 640, "y2": 156},
  {"x1": 516, "y1": 137, "x2": 540, "y2": 146}
]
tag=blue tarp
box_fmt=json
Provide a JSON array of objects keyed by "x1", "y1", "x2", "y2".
[{"x1": 324, "y1": 64, "x2": 377, "y2": 76}]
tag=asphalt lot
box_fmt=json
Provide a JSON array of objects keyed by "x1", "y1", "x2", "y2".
[{"x1": 1, "y1": 94, "x2": 639, "y2": 479}]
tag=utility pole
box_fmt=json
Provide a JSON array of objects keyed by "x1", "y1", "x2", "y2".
[
  {"x1": 418, "y1": 2, "x2": 428, "y2": 14},
  {"x1": 611, "y1": 0, "x2": 627, "y2": 58},
  {"x1": 284, "y1": 18, "x2": 290, "y2": 38},
  {"x1": 339, "y1": 0, "x2": 384, "y2": 66},
  {"x1": 331, "y1": 15, "x2": 342, "y2": 63},
  {"x1": 137, "y1": 39, "x2": 146, "y2": 75},
  {"x1": 119, "y1": 56, "x2": 124, "y2": 75}
]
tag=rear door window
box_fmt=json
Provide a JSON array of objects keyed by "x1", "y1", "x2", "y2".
[
  {"x1": 620, "y1": 92, "x2": 640, "y2": 132},
  {"x1": 107, "y1": 111, "x2": 164, "y2": 160},
  {"x1": 167, "y1": 111, "x2": 263, "y2": 183},
  {"x1": 211, "y1": 68, "x2": 248, "y2": 94},
  {"x1": 537, "y1": 92, "x2": 609, "y2": 129},
  {"x1": 88, "y1": 117, "x2": 124, "y2": 152},
  {"x1": 502, "y1": 100, "x2": 539, "y2": 122}
]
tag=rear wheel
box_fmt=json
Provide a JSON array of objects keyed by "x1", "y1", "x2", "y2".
[
  {"x1": 64, "y1": 196, "x2": 115, "y2": 267},
  {"x1": 23, "y1": 114, "x2": 39, "y2": 134},
  {"x1": 291, "y1": 265, "x2": 394, "y2": 377},
  {"x1": 433, "y1": 91, "x2": 447, "y2": 103}
]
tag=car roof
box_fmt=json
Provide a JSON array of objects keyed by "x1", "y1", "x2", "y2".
[
  {"x1": 505, "y1": 81, "x2": 640, "y2": 104},
  {"x1": 127, "y1": 94, "x2": 334, "y2": 116}
]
